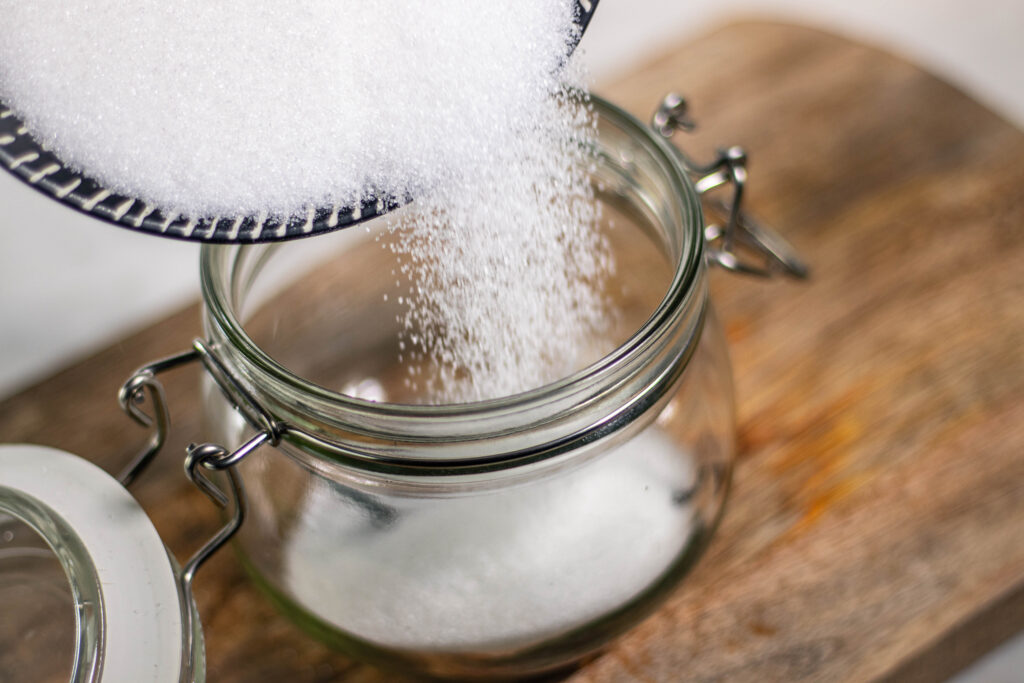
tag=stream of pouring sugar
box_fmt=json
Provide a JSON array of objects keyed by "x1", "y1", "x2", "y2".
[{"x1": 386, "y1": 83, "x2": 613, "y2": 403}]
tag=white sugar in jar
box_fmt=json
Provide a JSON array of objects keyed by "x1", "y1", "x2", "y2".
[
  {"x1": 286, "y1": 427, "x2": 696, "y2": 650},
  {"x1": 196, "y1": 96, "x2": 736, "y2": 678}
]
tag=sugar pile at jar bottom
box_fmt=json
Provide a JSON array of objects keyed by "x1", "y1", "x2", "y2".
[
  {"x1": 284, "y1": 428, "x2": 698, "y2": 650},
  {"x1": 0, "y1": 0, "x2": 612, "y2": 400}
]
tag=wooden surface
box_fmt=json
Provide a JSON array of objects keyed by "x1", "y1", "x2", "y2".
[{"x1": 2, "y1": 21, "x2": 1022, "y2": 682}]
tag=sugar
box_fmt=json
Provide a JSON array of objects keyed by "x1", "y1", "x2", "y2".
[
  {"x1": 0, "y1": 1, "x2": 581, "y2": 216},
  {"x1": 285, "y1": 427, "x2": 697, "y2": 650}
]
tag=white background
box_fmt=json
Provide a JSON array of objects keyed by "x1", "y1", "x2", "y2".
[{"x1": 1, "y1": 3, "x2": 1022, "y2": 678}]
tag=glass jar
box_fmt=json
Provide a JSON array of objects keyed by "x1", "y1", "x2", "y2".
[{"x1": 192, "y1": 95, "x2": 737, "y2": 679}]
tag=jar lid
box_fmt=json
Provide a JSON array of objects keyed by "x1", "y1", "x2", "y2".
[{"x1": 0, "y1": 444, "x2": 195, "y2": 683}]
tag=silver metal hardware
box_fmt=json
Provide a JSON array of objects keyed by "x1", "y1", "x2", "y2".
[
  {"x1": 192, "y1": 338, "x2": 283, "y2": 441},
  {"x1": 117, "y1": 339, "x2": 276, "y2": 597},
  {"x1": 653, "y1": 93, "x2": 809, "y2": 279},
  {"x1": 0, "y1": 1, "x2": 601, "y2": 244},
  {"x1": 652, "y1": 92, "x2": 696, "y2": 138},
  {"x1": 117, "y1": 348, "x2": 200, "y2": 486},
  {"x1": 179, "y1": 432, "x2": 267, "y2": 596}
]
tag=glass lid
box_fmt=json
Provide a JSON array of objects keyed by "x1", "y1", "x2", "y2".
[{"x1": 0, "y1": 444, "x2": 191, "y2": 683}]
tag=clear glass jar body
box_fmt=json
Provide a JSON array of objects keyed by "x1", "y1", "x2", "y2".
[{"x1": 198, "y1": 96, "x2": 735, "y2": 678}]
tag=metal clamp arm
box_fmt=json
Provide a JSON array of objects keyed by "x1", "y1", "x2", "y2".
[
  {"x1": 116, "y1": 340, "x2": 274, "y2": 598},
  {"x1": 117, "y1": 348, "x2": 201, "y2": 486},
  {"x1": 652, "y1": 93, "x2": 809, "y2": 280}
]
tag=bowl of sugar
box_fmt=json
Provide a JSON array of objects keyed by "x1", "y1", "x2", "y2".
[{"x1": 0, "y1": 0, "x2": 600, "y2": 240}]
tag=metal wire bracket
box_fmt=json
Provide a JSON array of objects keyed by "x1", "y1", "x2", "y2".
[
  {"x1": 116, "y1": 339, "x2": 277, "y2": 595},
  {"x1": 179, "y1": 431, "x2": 270, "y2": 596},
  {"x1": 117, "y1": 347, "x2": 201, "y2": 486},
  {"x1": 652, "y1": 93, "x2": 809, "y2": 279}
]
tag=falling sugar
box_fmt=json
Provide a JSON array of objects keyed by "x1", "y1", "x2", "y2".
[{"x1": 387, "y1": 81, "x2": 612, "y2": 402}]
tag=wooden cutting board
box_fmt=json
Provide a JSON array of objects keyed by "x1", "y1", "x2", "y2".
[{"x1": 2, "y1": 21, "x2": 1022, "y2": 682}]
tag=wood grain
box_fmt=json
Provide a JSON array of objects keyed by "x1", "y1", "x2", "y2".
[{"x1": 1, "y1": 21, "x2": 1021, "y2": 682}]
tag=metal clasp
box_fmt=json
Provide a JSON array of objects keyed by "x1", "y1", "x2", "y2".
[
  {"x1": 116, "y1": 339, "x2": 279, "y2": 599},
  {"x1": 652, "y1": 93, "x2": 809, "y2": 279}
]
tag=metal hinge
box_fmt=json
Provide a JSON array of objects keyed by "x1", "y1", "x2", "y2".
[{"x1": 653, "y1": 93, "x2": 809, "y2": 279}]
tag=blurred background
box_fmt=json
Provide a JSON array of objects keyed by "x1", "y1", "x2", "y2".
[{"x1": 1, "y1": 2, "x2": 1021, "y2": 679}]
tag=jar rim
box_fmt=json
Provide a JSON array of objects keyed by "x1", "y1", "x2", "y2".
[{"x1": 199, "y1": 94, "x2": 706, "y2": 459}]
